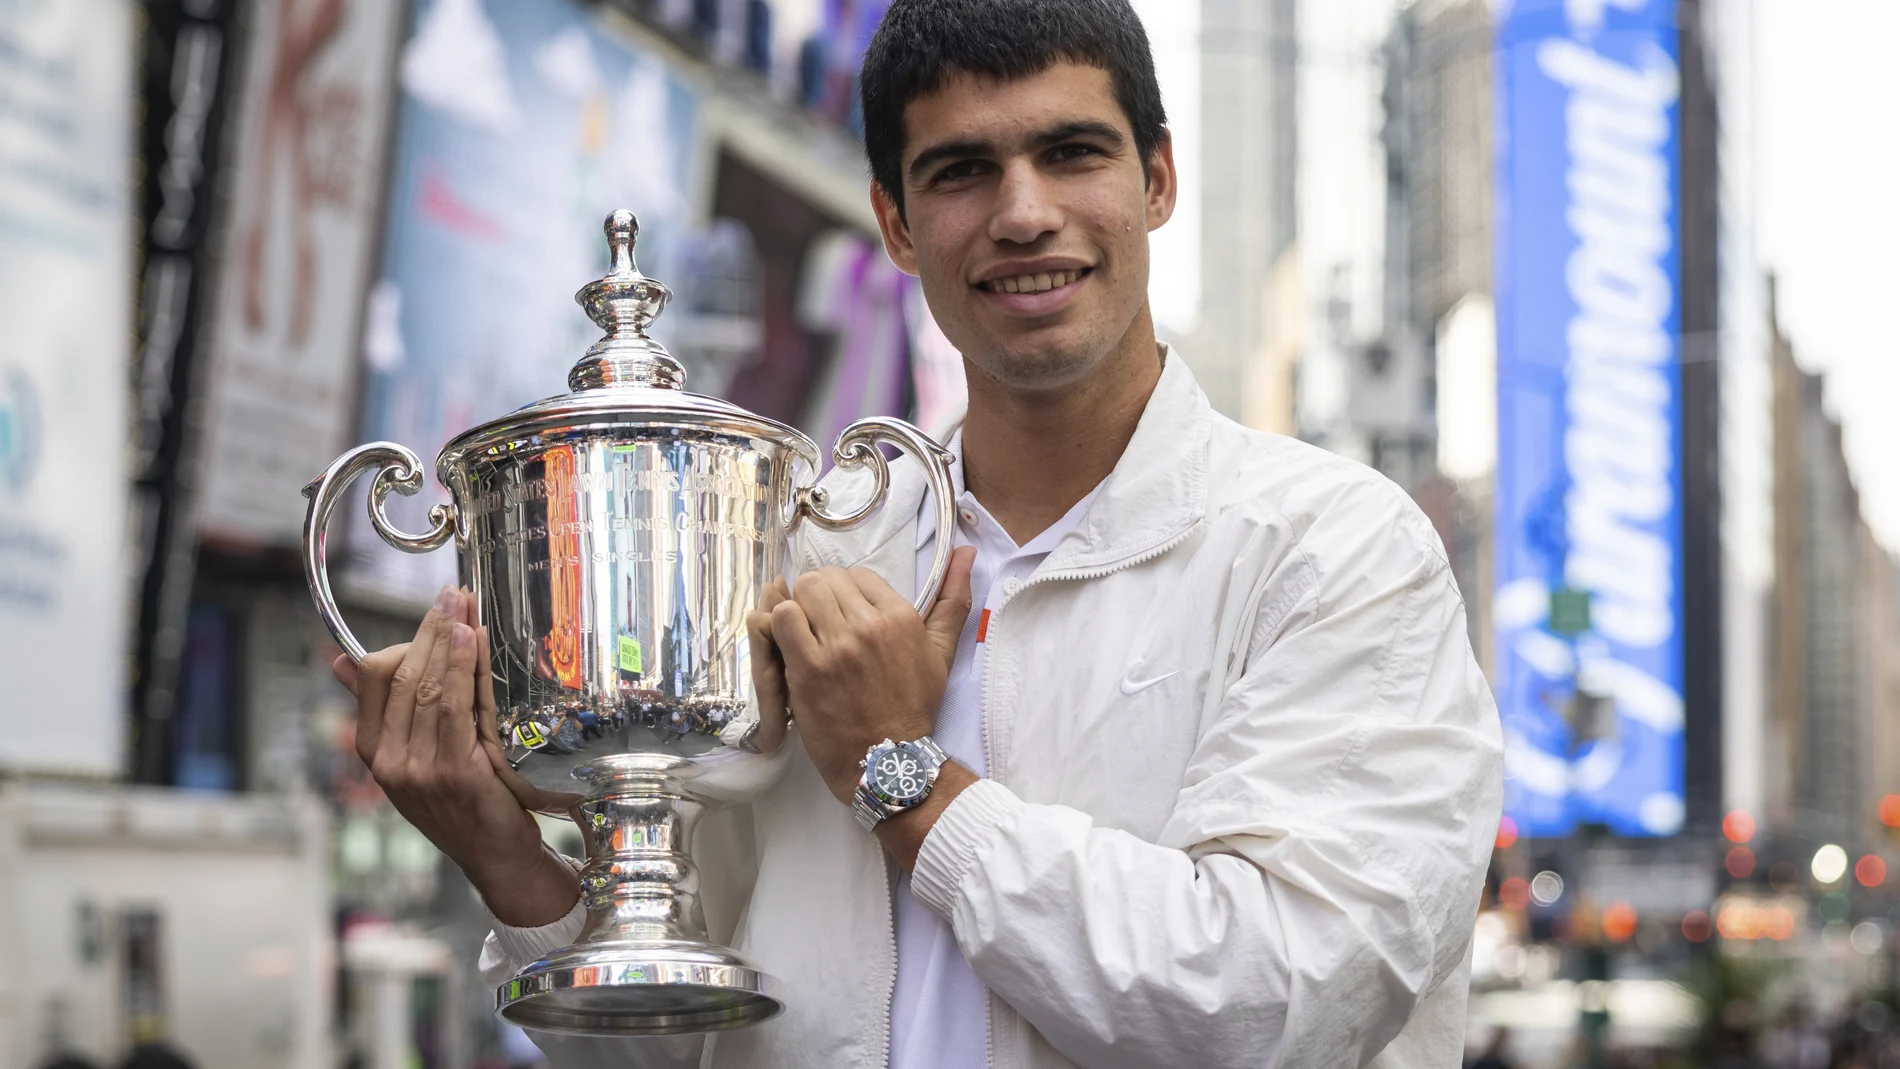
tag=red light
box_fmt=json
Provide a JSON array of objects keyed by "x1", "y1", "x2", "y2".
[
  {"x1": 1499, "y1": 877, "x2": 1530, "y2": 910},
  {"x1": 1722, "y1": 810, "x2": 1756, "y2": 843},
  {"x1": 1682, "y1": 910, "x2": 1713, "y2": 943},
  {"x1": 1725, "y1": 847, "x2": 1756, "y2": 879},
  {"x1": 1881, "y1": 795, "x2": 1900, "y2": 828},
  {"x1": 1495, "y1": 816, "x2": 1519, "y2": 850},
  {"x1": 1857, "y1": 854, "x2": 1888, "y2": 888},
  {"x1": 1602, "y1": 902, "x2": 1638, "y2": 943}
]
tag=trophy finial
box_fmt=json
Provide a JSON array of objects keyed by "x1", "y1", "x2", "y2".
[
  {"x1": 604, "y1": 210, "x2": 638, "y2": 275},
  {"x1": 570, "y1": 210, "x2": 685, "y2": 391}
]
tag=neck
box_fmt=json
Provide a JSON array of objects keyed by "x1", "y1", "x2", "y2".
[{"x1": 958, "y1": 309, "x2": 1163, "y2": 545}]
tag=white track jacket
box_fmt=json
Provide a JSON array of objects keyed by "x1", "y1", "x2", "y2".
[{"x1": 483, "y1": 351, "x2": 1504, "y2": 1069}]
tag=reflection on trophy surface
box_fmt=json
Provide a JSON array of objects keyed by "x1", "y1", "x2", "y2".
[{"x1": 301, "y1": 210, "x2": 956, "y2": 1037}]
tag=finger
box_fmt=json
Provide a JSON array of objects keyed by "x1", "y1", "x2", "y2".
[
  {"x1": 385, "y1": 586, "x2": 459, "y2": 750},
  {"x1": 332, "y1": 654, "x2": 359, "y2": 698},
  {"x1": 473, "y1": 625, "x2": 502, "y2": 749},
  {"x1": 922, "y1": 546, "x2": 978, "y2": 665},
  {"x1": 747, "y1": 609, "x2": 786, "y2": 694},
  {"x1": 847, "y1": 565, "x2": 912, "y2": 612},
  {"x1": 746, "y1": 609, "x2": 790, "y2": 752},
  {"x1": 351, "y1": 643, "x2": 409, "y2": 760},
  {"x1": 769, "y1": 599, "x2": 822, "y2": 667},
  {"x1": 829, "y1": 567, "x2": 883, "y2": 625},
  {"x1": 756, "y1": 576, "x2": 790, "y2": 613},
  {"x1": 408, "y1": 590, "x2": 462, "y2": 764},
  {"x1": 438, "y1": 622, "x2": 479, "y2": 759},
  {"x1": 792, "y1": 567, "x2": 851, "y2": 641}
]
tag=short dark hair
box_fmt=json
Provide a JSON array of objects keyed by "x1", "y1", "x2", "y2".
[{"x1": 860, "y1": 0, "x2": 1169, "y2": 217}]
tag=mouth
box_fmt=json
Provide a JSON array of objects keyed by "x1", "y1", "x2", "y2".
[{"x1": 975, "y1": 267, "x2": 1092, "y2": 295}]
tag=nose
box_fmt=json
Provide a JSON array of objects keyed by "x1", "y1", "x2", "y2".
[{"x1": 987, "y1": 159, "x2": 1062, "y2": 246}]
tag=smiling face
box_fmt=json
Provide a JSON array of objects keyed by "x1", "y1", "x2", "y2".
[{"x1": 873, "y1": 62, "x2": 1176, "y2": 395}]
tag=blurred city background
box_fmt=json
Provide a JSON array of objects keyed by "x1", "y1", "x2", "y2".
[{"x1": 0, "y1": 0, "x2": 1894, "y2": 1066}]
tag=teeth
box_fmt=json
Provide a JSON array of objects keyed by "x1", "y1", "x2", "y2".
[{"x1": 987, "y1": 269, "x2": 1082, "y2": 294}]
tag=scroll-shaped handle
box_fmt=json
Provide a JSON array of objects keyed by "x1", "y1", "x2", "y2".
[
  {"x1": 791, "y1": 417, "x2": 957, "y2": 613},
  {"x1": 301, "y1": 442, "x2": 458, "y2": 663}
]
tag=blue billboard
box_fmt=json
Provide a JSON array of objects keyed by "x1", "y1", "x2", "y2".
[{"x1": 1493, "y1": 0, "x2": 1684, "y2": 837}]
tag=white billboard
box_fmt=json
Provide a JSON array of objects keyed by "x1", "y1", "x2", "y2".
[
  {"x1": 195, "y1": 0, "x2": 407, "y2": 545},
  {"x1": 0, "y1": 0, "x2": 134, "y2": 774}
]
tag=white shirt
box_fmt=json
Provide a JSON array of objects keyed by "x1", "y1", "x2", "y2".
[{"x1": 892, "y1": 438, "x2": 1103, "y2": 1069}]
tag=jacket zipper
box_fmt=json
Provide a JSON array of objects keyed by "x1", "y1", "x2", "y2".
[
  {"x1": 877, "y1": 847, "x2": 897, "y2": 1069},
  {"x1": 975, "y1": 521, "x2": 1198, "y2": 1069}
]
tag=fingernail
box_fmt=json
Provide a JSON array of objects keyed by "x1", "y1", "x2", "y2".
[
  {"x1": 451, "y1": 622, "x2": 473, "y2": 649},
  {"x1": 434, "y1": 585, "x2": 458, "y2": 613}
]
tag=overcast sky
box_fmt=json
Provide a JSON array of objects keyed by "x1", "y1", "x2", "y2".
[{"x1": 1758, "y1": 0, "x2": 1900, "y2": 550}]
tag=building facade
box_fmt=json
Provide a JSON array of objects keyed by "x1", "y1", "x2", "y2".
[{"x1": 1768, "y1": 286, "x2": 1900, "y2": 853}]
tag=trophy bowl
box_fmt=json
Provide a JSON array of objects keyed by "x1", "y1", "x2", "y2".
[{"x1": 301, "y1": 211, "x2": 955, "y2": 1037}]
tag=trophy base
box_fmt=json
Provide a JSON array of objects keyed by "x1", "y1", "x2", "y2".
[{"x1": 497, "y1": 940, "x2": 782, "y2": 1036}]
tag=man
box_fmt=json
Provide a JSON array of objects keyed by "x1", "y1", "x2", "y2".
[{"x1": 333, "y1": 0, "x2": 1502, "y2": 1065}]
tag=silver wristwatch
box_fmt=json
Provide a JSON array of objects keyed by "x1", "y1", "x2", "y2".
[{"x1": 852, "y1": 736, "x2": 949, "y2": 832}]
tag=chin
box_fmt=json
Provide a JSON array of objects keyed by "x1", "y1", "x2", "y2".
[{"x1": 980, "y1": 334, "x2": 1105, "y2": 392}]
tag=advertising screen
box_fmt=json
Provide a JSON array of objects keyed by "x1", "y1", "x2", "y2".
[
  {"x1": 1492, "y1": 0, "x2": 1685, "y2": 837},
  {"x1": 196, "y1": 0, "x2": 407, "y2": 546},
  {"x1": 0, "y1": 0, "x2": 133, "y2": 774},
  {"x1": 347, "y1": 0, "x2": 704, "y2": 604}
]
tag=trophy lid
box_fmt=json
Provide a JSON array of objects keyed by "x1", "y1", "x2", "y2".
[
  {"x1": 569, "y1": 209, "x2": 683, "y2": 391},
  {"x1": 439, "y1": 211, "x2": 819, "y2": 468}
]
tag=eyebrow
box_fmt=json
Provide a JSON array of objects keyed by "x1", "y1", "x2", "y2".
[{"x1": 905, "y1": 120, "x2": 1129, "y2": 185}]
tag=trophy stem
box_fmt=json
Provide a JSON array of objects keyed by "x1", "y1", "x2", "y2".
[
  {"x1": 574, "y1": 780, "x2": 711, "y2": 944},
  {"x1": 495, "y1": 774, "x2": 782, "y2": 1036}
]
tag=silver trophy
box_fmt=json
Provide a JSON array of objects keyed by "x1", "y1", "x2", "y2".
[{"x1": 302, "y1": 211, "x2": 956, "y2": 1036}]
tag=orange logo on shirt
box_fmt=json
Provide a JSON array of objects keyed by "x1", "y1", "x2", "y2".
[{"x1": 976, "y1": 608, "x2": 991, "y2": 643}]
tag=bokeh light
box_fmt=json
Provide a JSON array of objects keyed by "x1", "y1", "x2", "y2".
[
  {"x1": 1768, "y1": 861, "x2": 1800, "y2": 892},
  {"x1": 1722, "y1": 809, "x2": 1756, "y2": 843},
  {"x1": 1529, "y1": 871, "x2": 1564, "y2": 907},
  {"x1": 1494, "y1": 815, "x2": 1518, "y2": 850},
  {"x1": 1681, "y1": 910, "x2": 1713, "y2": 943},
  {"x1": 1601, "y1": 902, "x2": 1638, "y2": 943},
  {"x1": 1725, "y1": 846, "x2": 1756, "y2": 879},
  {"x1": 1856, "y1": 854, "x2": 1887, "y2": 888},
  {"x1": 1813, "y1": 844, "x2": 1850, "y2": 884},
  {"x1": 1852, "y1": 921, "x2": 1885, "y2": 956},
  {"x1": 1881, "y1": 795, "x2": 1900, "y2": 828},
  {"x1": 1718, "y1": 902, "x2": 1763, "y2": 940},
  {"x1": 1498, "y1": 877, "x2": 1530, "y2": 911},
  {"x1": 1764, "y1": 907, "x2": 1796, "y2": 941}
]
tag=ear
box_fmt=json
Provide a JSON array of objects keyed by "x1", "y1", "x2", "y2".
[
  {"x1": 1144, "y1": 131, "x2": 1178, "y2": 232},
  {"x1": 872, "y1": 182, "x2": 921, "y2": 276}
]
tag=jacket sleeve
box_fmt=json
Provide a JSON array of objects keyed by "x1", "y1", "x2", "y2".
[{"x1": 908, "y1": 505, "x2": 1503, "y2": 1069}]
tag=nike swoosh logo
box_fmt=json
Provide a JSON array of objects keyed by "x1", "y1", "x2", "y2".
[{"x1": 1119, "y1": 670, "x2": 1181, "y2": 696}]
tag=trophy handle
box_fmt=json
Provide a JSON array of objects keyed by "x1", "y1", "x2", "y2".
[
  {"x1": 301, "y1": 442, "x2": 458, "y2": 663},
  {"x1": 792, "y1": 417, "x2": 958, "y2": 613}
]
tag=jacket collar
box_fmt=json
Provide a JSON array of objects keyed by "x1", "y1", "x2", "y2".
[{"x1": 800, "y1": 345, "x2": 1211, "y2": 578}]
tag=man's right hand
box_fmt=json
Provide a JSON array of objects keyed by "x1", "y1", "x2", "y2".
[{"x1": 331, "y1": 585, "x2": 580, "y2": 928}]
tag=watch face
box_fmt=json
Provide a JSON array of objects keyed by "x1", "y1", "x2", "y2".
[{"x1": 870, "y1": 744, "x2": 930, "y2": 804}]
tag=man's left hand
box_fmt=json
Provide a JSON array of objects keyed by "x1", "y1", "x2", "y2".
[{"x1": 765, "y1": 548, "x2": 976, "y2": 805}]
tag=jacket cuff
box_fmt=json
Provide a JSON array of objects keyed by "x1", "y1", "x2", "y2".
[
  {"x1": 485, "y1": 852, "x2": 588, "y2": 966},
  {"x1": 911, "y1": 778, "x2": 1022, "y2": 918}
]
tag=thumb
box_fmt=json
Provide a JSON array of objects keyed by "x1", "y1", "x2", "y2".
[{"x1": 922, "y1": 546, "x2": 977, "y2": 667}]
